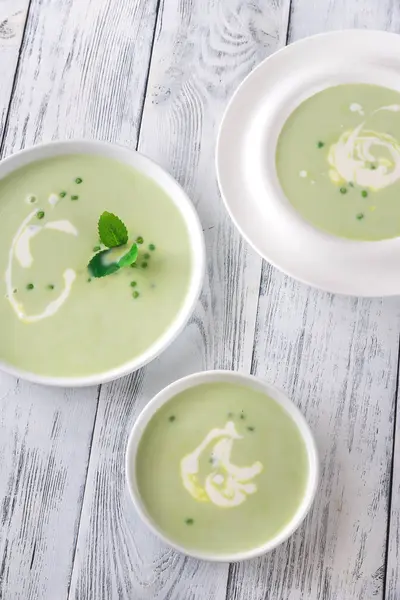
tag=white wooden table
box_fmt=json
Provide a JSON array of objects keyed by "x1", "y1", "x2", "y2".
[{"x1": 0, "y1": 1, "x2": 399, "y2": 599}]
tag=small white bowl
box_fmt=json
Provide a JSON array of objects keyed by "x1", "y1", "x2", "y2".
[
  {"x1": 0, "y1": 140, "x2": 205, "y2": 387},
  {"x1": 125, "y1": 370, "x2": 319, "y2": 562}
]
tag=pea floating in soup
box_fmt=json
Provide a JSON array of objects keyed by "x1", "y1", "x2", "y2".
[
  {"x1": 276, "y1": 84, "x2": 400, "y2": 240},
  {"x1": 0, "y1": 154, "x2": 192, "y2": 377},
  {"x1": 135, "y1": 382, "x2": 309, "y2": 555}
]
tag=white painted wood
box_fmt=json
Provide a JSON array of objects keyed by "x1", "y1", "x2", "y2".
[
  {"x1": 0, "y1": 1, "x2": 159, "y2": 598},
  {"x1": 0, "y1": 0, "x2": 29, "y2": 138},
  {"x1": 68, "y1": 1, "x2": 291, "y2": 598},
  {"x1": 225, "y1": 2, "x2": 400, "y2": 599},
  {"x1": 2, "y1": 1, "x2": 400, "y2": 599},
  {"x1": 386, "y1": 386, "x2": 400, "y2": 600},
  {"x1": 288, "y1": 0, "x2": 400, "y2": 37}
]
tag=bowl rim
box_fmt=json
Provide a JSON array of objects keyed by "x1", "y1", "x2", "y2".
[
  {"x1": 0, "y1": 140, "x2": 205, "y2": 387},
  {"x1": 125, "y1": 369, "x2": 319, "y2": 562}
]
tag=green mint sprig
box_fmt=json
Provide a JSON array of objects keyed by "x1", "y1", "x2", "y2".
[
  {"x1": 98, "y1": 211, "x2": 128, "y2": 247},
  {"x1": 88, "y1": 212, "x2": 138, "y2": 278}
]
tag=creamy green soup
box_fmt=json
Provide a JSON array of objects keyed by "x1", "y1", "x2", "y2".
[
  {"x1": 0, "y1": 154, "x2": 192, "y2": 377},
  {"x1": 276, "y1": 84, "x2": 400, "y2": 240},
  {"x1": 136, "y1": 382, "x2": 309, "y2": 554}
]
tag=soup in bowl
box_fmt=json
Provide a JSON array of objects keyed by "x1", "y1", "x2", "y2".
[
  {"x1": 0, "y1": 141, "x2": 205, "y2": 386},
  {"x1": 276, "y1": 83, "x2": 400, "y2": 241},
  {"x1": 126, "y1": 371, "x2": 318, "y2": 561}
]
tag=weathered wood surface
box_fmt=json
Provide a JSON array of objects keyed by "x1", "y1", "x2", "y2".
[
  {"x1": 387, "y1": 373, "x2": 400, "y2": 600},
  {"x1": 0, "y1": 0, "x2": 159, "y2": 598},
  {"x1": 0, "y1": 0, "x2": 400, "y2": 599},
  {"x1": 0, "y1": 0, "x2": 29, "y2": 142}
]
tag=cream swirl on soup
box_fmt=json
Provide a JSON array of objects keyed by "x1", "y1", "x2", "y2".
[
  {"x1": 5, "y1": 205, "x2": 78, "y2": 323},
  {"x1": 180, "y1": 421, "x2": 263, "y2": 508},
  {"x1": 328, "y1": 104, "x2": 400, "y2": 190}
]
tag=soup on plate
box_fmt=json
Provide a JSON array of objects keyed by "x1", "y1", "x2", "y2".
[
  {"x1": 135, "y1": 382, "x2": 309, "y2": 555},
  {"x1": 276, "y1": 83, "x2": 400, "y2": 240},
  {"x1": 0, "y1": 154, "x2": 192, "y2": 377}
]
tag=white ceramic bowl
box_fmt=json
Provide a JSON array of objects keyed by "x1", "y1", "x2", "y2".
[
  {"x1": 216, "y1": 30, "x2": 400, "y2": 296},
  {"x1": 0, "y1": 140, "x2": 205, "y2": 387},
  {"x1": 125, "y1": 370, "x2": 319, "y2": 562}
]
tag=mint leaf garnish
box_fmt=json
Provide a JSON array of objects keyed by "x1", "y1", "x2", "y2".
[
  {"x1": 88, "y1": 249, "x2": 120, "y2": 278},
  {"x1": 98, "y1": 211, "x2": 128, "y2": 248},
  {"x1": 118, "y1": 243, "x2": 138, "y2": 268}
]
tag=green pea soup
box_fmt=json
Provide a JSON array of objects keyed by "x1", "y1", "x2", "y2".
[
  {"x1": 0, "y1": 153, "x2": 192, "y2": 377},
  {"x1": 135, "y1": 382, "x2": 310, "y2": 555},
  {"x1": 276, "y1": 83, "x2": 400, "y2": 240}
]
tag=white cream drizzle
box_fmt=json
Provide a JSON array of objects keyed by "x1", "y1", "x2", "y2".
[
  {"x1": 180, "y1": 421, "x2": 263, "y2": 508},
  {"x1": 5, "y1": 209, "x2": 78, "y2": 323},
  {"x1": 45, "y1": 220, "x2": 78, "y2": 235},
  {"x1": 48, "y1": 193, "x2": 60, "y2": 206},
  {"x1": 328, "y1": 104, "x2": 400, "y2": 190},
  {"x1": 350, "y1": 102, "x2": 364, "y2": 116}
]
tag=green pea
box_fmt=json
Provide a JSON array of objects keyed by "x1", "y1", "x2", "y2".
[
  {"x1": 185, "y1": 518, "x2": 194, "y2": 525},
  {"x1": 59, "y1": 191, "x2": 67, "y2": 198},
  {"x1": 317, "y1": 141, "x2": 324, "y2": 148},
  {"x1": 71, "y1": 195, "x2": 79, "y2": 201},
  {"x1": 26, "y1": 283, "x2": 34, "y2": 290},
  {"x1": 93, "y1": 245, "x2": 101, "y2": 252},
  {"x1": 144, "y1": 253, "x2": 150, "y2": 260},
  {"x1": 132, "y1": 291, "x2": 139, "y2": 299},
  {"x1": 339, "y1": 187, "x2": 347, "y2": 194},
  {"x1": 247, "y1": 426, "x2": 255, "y2": 432},
  {"x1": 37, "y1": 210, "x2": 45, "y2": 219},
  {"x1": 75, "y1": 177, "x2": 83, "y2": 184},
  {"x1": 136, "y1": 236, "x2": 144, "y2": 244},
  {"x1": 169, "y1": 415, "x2": 176, "y2": 422},
  {"x1": 149, "y1": 243, "x2": 156, "y2": 251},
  {"x1": 356, "y1": 213, "x2": 364, "y2": 220},
  {"x1": 130, "y1": 281, "x2": 137, "y2": 287},
  {"x1": 361, "y1": 190, "x2": 368, "y2": 198},
  {"x1": 141, "y1": 262, "x2": 148, "y2": 269},
  {"x1": 47, "y1": 284, "x2": 55, "y2": 290}
]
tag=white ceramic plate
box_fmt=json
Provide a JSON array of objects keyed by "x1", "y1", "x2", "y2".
[
  {"x1": 125, "y1": 370, "x2": 319, "y2": 562},
  {"x1": 216, "y1": 30, "x2": 400, "y2": 297},
  {"x1": 0, "y1": 141, "x2": 205, "y2": 386}
]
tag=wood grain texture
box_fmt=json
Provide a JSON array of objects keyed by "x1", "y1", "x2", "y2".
[
  {"x1": 0, "y1": 0, "x2": 29, "y2": 140},
  {"x1": 68, "y1": 1, "x2": 291, "y2": 599},
  {"x1": 288, "y1": 0, "x2": 400, "y2": 37},
  {"x1": 0, "y1": 0, "x2": 159, "y2": 598},
  {"x1": 225, "y1": 2, "x2": 400, "y2": 599},
  {"x1": 386, "y1": 373, "x2": 400, "y2": 600},
  {"x1": 2, "y1": 0, "x2": 160, "y2": 152}
]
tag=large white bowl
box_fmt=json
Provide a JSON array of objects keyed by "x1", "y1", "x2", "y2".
[
  {"x1": 125, "y1": 370, "x2": 319, "y2": 562},
  {"x1": 216, "y1": 30, "x2": 400, "y2": 296},
  {"x1": 0, "y1": 140, "x2": 205, "y2": 387}
]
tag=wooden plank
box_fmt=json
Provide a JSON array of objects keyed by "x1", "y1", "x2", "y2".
[
  {"x1": 225, "y1": 2, "x2": 400, "y2": 599},
  {"x1": 0, "y1": 1, "x2": 160, "y2": 598},
  {"x1": 0, "y1": 0, "x2": 29, "y2": 139},
  {"x1": 288, "y1": 0, "x2": 400, "y2": 37},
  {"x1": 68, "y1": 1, "x2": 291, "y2": 599},
  {"x1": 386, "y1": 380, "x2": 400, "y2": 600}
]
